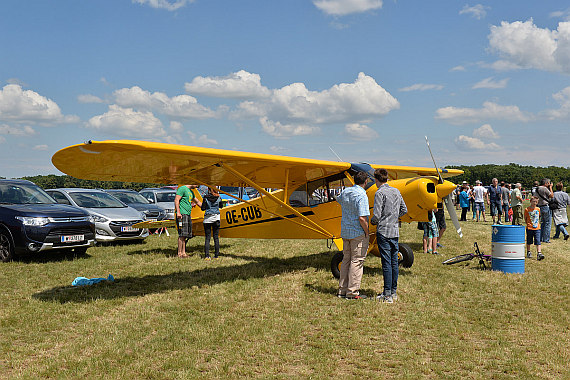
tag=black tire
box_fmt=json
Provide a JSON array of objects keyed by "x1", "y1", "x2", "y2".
[
  {"x1": 0, "y1": 230, "x2": 15, "y2": 263},
  {"x1": 398, "y1": 243, "x2": 414, "y2": 268},
  {"x1": 73, "y1": 247, "x2": 89, "y2": 256},
  {"x1": 442, "y1": 254, "x2": 474, "y2": 265},
  {"x1": 331, "y1": 251, "x2": 343, "y2": 279}
]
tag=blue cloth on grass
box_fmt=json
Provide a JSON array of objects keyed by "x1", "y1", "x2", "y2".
[{"x1": 72, "y1": 274, "x2": 114, "y2": 286}]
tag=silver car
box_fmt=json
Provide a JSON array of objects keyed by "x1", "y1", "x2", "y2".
[
  {"x1": 139, "y1": 188, "x2": 176, "y2": 219},
  {"x1": 46, "y1": 188, "x2": 149, "y2": 242}
]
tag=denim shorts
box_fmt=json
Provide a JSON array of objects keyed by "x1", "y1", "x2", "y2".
[
  {"x1": 526, "y1": 229, "x2": 541, "y2": 245},
  {"x1": 490, "y1": 201, "x2": 502, "y2": 216}
]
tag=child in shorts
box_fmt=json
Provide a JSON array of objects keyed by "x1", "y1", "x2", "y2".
[
  {"x1": 524, "y1": 196, "x2": 544, "y2": 261},
  {"x1": 422, "y1": 210, "x2": 439, "y2": 254}
]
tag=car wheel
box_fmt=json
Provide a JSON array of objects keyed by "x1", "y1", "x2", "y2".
[
  {"x1": 0, "y1": 230, "x2": 14, "y2": 262},
  {"x1": 73, "y1": 247, "x2": 88, "y2": 256}
]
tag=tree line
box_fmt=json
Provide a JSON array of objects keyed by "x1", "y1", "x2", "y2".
[
  {"x1": 445, "y1": 163, "x2": 570, "y2": 191},
  {"x1": 17, "y1": 174, "x2": 163, "y2": 192}
]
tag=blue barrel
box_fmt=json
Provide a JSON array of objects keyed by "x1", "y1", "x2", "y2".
[{"x1": 491, "y1": 225, "x2": 525, "y2": 273}]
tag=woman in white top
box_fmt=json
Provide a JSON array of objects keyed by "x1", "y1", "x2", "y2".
[{"x1": 552, "y1": 182, "x2": 570, "y2": 241}]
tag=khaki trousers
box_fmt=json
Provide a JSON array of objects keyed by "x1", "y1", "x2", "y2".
[
  {"x1": 512, "y1": 205, "x2": 523, "y2": 226},
  {"x1": 339, "y1": 234, "x2": 369, "y2": 297}
]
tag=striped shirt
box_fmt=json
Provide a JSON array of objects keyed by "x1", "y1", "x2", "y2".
[
  {"x1": 336, "y1": 185, "x2": 370, "y2": 239},
  {"x1": 371, "y1": 183, "x2": 407, "y2": 238}
]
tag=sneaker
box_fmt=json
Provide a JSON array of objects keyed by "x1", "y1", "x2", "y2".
[
  {"x1": 565, "y1": 235, "x2": 569, "y2": 241},
  {"x1": 204, "y1": 256, "x2": 211, "y2": 261},
  {"x1": 497, "y1": 220, "x2": 503, "y2": 225},
  {"x1": 537, "y1": 253, "x2": 545, "y2": 261},
  {"x1": 376, "y1": 294, "x2": 393, "y2": 303},
  {"x1": 346, "y1": 294, "x2": 367, "y2": 300},
  {"x1": 433, "y1": 251, "x2": 439, "y2": 255},
  {"x1": 526, "y1": 251, "x2": 532, "y2": 259}
]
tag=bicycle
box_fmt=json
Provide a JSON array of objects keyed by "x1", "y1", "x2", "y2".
[{"x1": 442, "y1": 242, "x2": 491, "y2": 269}]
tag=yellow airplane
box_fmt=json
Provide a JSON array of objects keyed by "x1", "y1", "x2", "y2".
[{"x1": 52, "y1": 139, "x2": 463, "y2": 277}]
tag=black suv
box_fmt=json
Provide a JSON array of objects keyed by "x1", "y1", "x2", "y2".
[{"x1": 0, "y1": 179, "x2": 95, "y2": 261}]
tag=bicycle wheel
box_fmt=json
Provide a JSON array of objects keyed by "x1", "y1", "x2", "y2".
[{"x1": 442, "y1": 254, "x2": 474, "y2": 265}]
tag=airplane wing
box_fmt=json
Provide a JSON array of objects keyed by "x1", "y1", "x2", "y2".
[
  {"x1": 369, "y1": 164, "x2": 463, "y2": 180},
  {"x1": 52, "y1": 140, "x2": 463, "y2": 188},
  {"x1": 52, "y1": 140, "x2": 352, "y2": 189}
]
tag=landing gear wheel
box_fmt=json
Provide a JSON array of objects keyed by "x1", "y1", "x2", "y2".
[
  {"x1": 398, "y1": 243, "x2": 414, "y2": 268},
  {"x1": 331, "y1": 251, "x2": 343, "y2": 279},
  {"x1": 0, "y1": 231, "x2": 14, "y2": 262}
]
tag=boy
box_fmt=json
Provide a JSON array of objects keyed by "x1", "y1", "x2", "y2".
[{"x1": 524, "y1": 196, "x2": 544, "y2": 261}]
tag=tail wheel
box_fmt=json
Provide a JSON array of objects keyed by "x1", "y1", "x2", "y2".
[
  {"x1": 0, "y1": 230, "x2": 14, "y2": 263},
  {"x1": 331, "y1": 251, "x2": 343, "y2": 279},
  {"x1": 398, "y1": 243, "x2": 414, "y2": 268}
]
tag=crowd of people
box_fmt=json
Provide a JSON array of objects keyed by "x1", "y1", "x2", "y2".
[{"x1": 451, "y1": 178, "x2": 569, "y2": 260}]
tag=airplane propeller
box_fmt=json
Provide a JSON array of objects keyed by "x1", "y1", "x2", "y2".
[{"x1": 425, "y1": 136, "x2": 463, "y2": 238}]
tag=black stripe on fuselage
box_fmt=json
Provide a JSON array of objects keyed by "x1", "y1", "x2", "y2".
[{"x1": 220, "y1": 210, "x2": 315, "y2": 230}]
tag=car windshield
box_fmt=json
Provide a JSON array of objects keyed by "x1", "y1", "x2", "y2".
[
  {"x1": 0, "y1": 183, "x2": 56, "y2": 205},
  {"x1": 70, "y1": 191, "x2": 126, "y2": 208},
  {"x1": 110, "y1": 191, "x2": 149, "y2": 204},
  {"x1": 156, "y1": 192, "x2": 176, "y2": 203}
]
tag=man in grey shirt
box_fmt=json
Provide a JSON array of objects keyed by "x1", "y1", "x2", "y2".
[{"x1": 370, "y1": 168, "x2": 407, "y2": 303}]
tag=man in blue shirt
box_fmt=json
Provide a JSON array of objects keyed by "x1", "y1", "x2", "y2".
[{"x1": 335, "y1": 171, "x2": 370, "y2": 300}]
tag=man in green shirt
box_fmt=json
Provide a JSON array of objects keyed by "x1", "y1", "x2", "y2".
[
  {"x1": 511, "y1": 183, "x2": 524, "y2": 226},
  {"x1": 175, "y1": 185, "x2": 199, "y2": 258}
]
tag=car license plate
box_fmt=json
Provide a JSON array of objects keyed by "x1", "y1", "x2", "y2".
[
  {"x1": 121, "y1": 226, "x2": 139, "y2": 232},
  {"x1": 61, "y1": 235, "x2": 84, "y2": 243}
]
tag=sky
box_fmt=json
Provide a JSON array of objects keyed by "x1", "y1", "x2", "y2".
[{"x1": 1, "y1": 0, "x2": 569, "y2": 179}]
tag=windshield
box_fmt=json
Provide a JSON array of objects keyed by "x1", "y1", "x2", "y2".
[
  {"x1": 156, "y1": 191, "x2": 176, "y2": 203},
  {"x1": 70, "y1": 191, "x2": 127, "y2": 208},
  {"x1": 109, "y1": 191, "x2": 149, "y2": 204},
  {"x1": 0, "y1": 183, "x2": 56, "y2": 205}
]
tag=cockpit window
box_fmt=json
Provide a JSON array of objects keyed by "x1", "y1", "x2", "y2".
[{"x1": 289, "y1": 172, "x2": 348, "y2": 207}]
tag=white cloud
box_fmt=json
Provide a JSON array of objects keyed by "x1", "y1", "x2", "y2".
[
  {"x1": 185, "y1": 70, "x2": 271, "y2": 99},
  {"x1": 399, "y1": 83, "x2": 444, "y2": 92},
  {"x1": 86, "y1": 105, "x2": 166, "y2": 137},
  {"x1": 269, "y1": 146, "x2": 288, "y2": 153},
  {"x1": 132, "y1": 0, "x2": 193, "y2": 11},
  {"x1": 33, "y1": 144, "x2": 48, "y2": 151},
  {"x1": 188, "y1": 131, "x2": 218, "y2": 145},
  {"x1": 459, "y1": 4, "x2": 488, "y2": 20},
  {"x1": 233, "y1": 72, "x2": 399, "y2": 125},
  {"x1": 550, "y1": 9, "x2": 570, "y2": 21},
  {"x1": 169, "y1": 121, "x2": 184, "y2": 132},
  {"x1": 472, "y1": 124, "x2": 499, "y2": 139},
  {"x1": 542, "y1": 86, "x2": 570, "y2": 119},
  {"x1": 488, "y1": 20, "x2": 570, "y2": 74},
  {"x1": 0, "y1": 84, "x2": 79, "y2": 125},
  {"x1": 450, "y1": 65, "x2": 466, "y2": 72},
  {"x1": 455, "y1": 135, "x2": 500, "y2": 150},
  {"x1": 344, "y1": 123, "x2": 378, "y2": 140},
  {"x1": 472, "y1": 77, "x2": 509, "y2": 89},
  {"x1": 260, "y1": 117, "x2": 320, "y2": 138},
  {"x1": 113, "y1": 86, "x2": 220, "y2": 119},
  {"x1": 0, "y1": 124, "x2": 36, "y2": 136},
  {"x1": 78, "y1": 94, "x2": 104, "y2": 104},
  {"x1": 313, "y1": 0, "x2": 383, "y2": 16},
  {"x1": 435, "y1": 101, "x2": 530, "y2": 125}
]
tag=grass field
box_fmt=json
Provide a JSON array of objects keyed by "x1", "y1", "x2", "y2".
[{"x1": 1, "y1": 209, "x2": 569, "y2": 379}]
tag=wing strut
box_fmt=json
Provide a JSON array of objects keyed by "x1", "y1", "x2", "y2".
[
  {"x1": 219, "y1": 163, "x2": 335, "y2": 239},
  {"x1": 182, "y1": 169, "x2": 335, "y2": 238}
]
